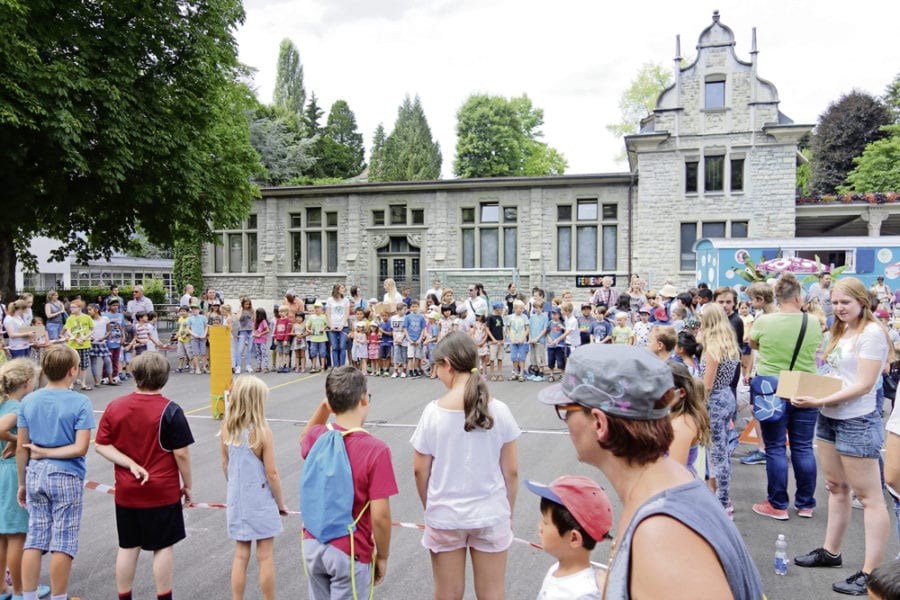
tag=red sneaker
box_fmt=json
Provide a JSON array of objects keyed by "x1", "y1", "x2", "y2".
[{"x1": 752, "y1": 500, "x2": 789, "y2": 520}]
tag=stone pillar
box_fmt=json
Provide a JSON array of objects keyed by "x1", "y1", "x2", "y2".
[
  {"x1": 860, "y1": 207, "x2": 887, "y2": 237},
  {"x1": 263, "y1": 196, "x2": 278, "y2": 300}
]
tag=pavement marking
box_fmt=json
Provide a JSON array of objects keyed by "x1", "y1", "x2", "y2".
[{"x1": 267, "y1": 373, "x2": 320, "y2": 390}]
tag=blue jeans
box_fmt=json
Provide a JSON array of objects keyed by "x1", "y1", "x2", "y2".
[
  {"x1": 233, "y1": 330, "x2": 251, "y2": 369},
  {"x1": 46, "y1": 322, "x2": 62, "y2": 341},
  {"x1": 760, "y1": 403, "x2": 819, "y2": 510},
  {"x1": 328, "y1": 328, "x2": 348, "y2": 367}
]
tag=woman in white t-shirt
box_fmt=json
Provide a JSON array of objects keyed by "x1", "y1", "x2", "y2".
[
  {"x1": 410, "y1": 332, "x2": 520, "y2": 600},
  {"x1": 3, "y1": 300, "x2": 33, "y2": 360},
  {"x1": 792, "y1": 277, "x2": 893, "y2": 594},
  {"x1": 325, "y1": 283, "x2": 350, "y2": 367}
]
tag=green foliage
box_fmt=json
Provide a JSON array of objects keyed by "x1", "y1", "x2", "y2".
[
  {"x1": 313, "y1": 100, "x2": 365, "y2": 179},
  {"x1": 453, "y1": 94, "x2": 566, "y2": 178},
  {"x1": 173, "y1": 237, "x2": 203, "y2": 296},
  {"x1": 27, "y1": 283, "x2": 167, "y2": 321},
  {"x1": 273, "y1": 38, "x2": 305, "y2": 116},
  {"x1": 801, "y1": 256, "x2": 848, "y2": 286},
  {"x1": 796, "y1": 148, "x2": 812, "y2": 197},
  {"x1": 376, "y1": 95, "x2": 442, "y2": 181},
  {"x1": 248, "y1": 104, "x2": 318, "y2": 186},
  {"x1": 810, "y1": 91, "x2": 892, "y2": 195},
  {"x1": 0, "y1": 0, "x2": 261, "y2": 298},
  {"x1": 884, "y1": 72, "x2": 900, "y2": 123},
  {"x1": 606, "y1": 62, "x2": 673, "y2": 140},
  {"x1": 304, "y1": 92, "x2": 324, "y2": 136},
  {"x1": 284, "y1": 176, "x2": 346, "y2": 186},
  {"x1": 841, "y1": 124, "x2": 900, "y2": 193},
  {"x1": 369, "y1": 123, "x2": 387, "y2": 181}
]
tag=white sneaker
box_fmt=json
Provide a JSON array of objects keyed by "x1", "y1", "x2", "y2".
[
  {"x1": 101, "y1": 377, "x2": 109, "y2": 385},
  {"x1": 247, "y1": 367, "x2": 254, "y2": 373},
  {"x1": 400, "y1": 372, "x2": 407, "y2": 378},
  {"x1": 391, "y1": 371, "x2": 398, "y2": 378},
  {"x1": 235, "y1": 367, "x2": 241, "y2": 374}
]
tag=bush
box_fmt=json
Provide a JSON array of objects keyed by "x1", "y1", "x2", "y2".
[{"x1": 23, "y1": 280, "x2": 168, "y2": 321}]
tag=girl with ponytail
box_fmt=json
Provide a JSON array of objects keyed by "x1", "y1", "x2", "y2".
[{"x1": 411, "y1": 331, "x2": 520, "y2": 599}]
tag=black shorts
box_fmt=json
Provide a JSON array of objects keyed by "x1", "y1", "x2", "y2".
[{"x1": 116, "y1": 501, "x2": 186, "y2": 551}]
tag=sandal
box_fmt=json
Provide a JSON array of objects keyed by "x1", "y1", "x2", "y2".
[
  {"x1": 518, "y1": 375, "x2": 525, "y2": 382},
  {"x1": 547, "y1": 375, "x2": 555, "y2": 382}
]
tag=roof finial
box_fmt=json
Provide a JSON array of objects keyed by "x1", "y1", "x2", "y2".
[
  {"x1": 712, "y1": 9, "x2": 720, "y2": 22},
  {"x1": 751, "y1": 27, "x2": 758, "y2": 53},
  {"x1": 675, "y1": 34, "x2": 682, "y2": 60}
]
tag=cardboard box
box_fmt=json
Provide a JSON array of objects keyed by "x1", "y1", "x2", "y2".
[{"x1": 776, "y1": 370, "x2": 842, "y2": 399}]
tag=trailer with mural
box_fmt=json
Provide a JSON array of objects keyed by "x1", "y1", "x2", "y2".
[{"x1": 693, "y1": 237, "x2": 900, "y2": 290}]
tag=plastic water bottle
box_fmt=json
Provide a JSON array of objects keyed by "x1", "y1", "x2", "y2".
[{"x1": 774, "y1": 534, "x2": 788, "y2": 575}]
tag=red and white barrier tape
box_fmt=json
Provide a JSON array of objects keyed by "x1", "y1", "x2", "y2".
[{"x1": 84, "y1": 480, "x2": 546, "y2": 553}]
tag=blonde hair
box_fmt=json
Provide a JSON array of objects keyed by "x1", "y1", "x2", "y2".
[
  {"x1": 220, "y1": 304, "x2": 233, "y2": 317},
  {"x1": 824, "y1": 277, "x2": 895, "y2": 361},
  {"x1": 222, "y1": 375, "x2": 271, "y2": 451},
  {"x1": 561, "y1": 301, "x2": 574, "y2": 315},
  {"x1": 0, "y1": 359, "x2": 37, "y2": 400},
  {"x1": 512, "y1": 299, "x2": 525, "y2": 310},
  {"x1": 699, "y1": 303, "x2": 740, "y2": 362}
]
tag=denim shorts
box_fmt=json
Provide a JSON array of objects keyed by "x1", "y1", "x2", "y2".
[
  {"x1": 816, "y1": 410, "x2": 885, "y2": 459},
  {"x1": 308, "y1": 341, "x2": 326, "y2": 358},
  {"x1": 510, "y1": 343, "x2": 528, "y2": 363}
]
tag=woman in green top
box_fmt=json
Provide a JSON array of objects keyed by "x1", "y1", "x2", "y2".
[{"x1": 749, "y1": 272, "x2": 823, "y2": 520}]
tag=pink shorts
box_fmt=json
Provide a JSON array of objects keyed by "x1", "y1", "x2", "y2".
[{"x1": 421, "y1": 521, "x2": 513, "y2": 554}]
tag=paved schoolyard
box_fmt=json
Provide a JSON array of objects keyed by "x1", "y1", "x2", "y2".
[{"x1": 51, "y1": 367, "x2": 897, "y2": 599}]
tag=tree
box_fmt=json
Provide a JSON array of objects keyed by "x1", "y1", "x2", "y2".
[
  {"x1": 841, "y1": 124, "x2": 900, "y2": 193},
  {"x1": 378, "y1": 95, "x2": 442, "y2": 181},
  {"x1": 809, "y1": 91, "x2": 892, "y2": 195},
  {"x1": 173, "y1": 237, "x2": 203, "y2": 297},
  {"x1": 884, "y1": 72, "x2": 900, "y2": 123},
  {"x1": 0, "y1": 0, "x2": 261, "y2": 298},
  {"x1": 369, "y1": 123, "x2": 387, "y2": 181},
  {"x1": 273, "y1": 38, "x2": 305, "y2": 116},
  {"x1": 606, "y1": 62, "x2": 673, "y2": 139},
  {"x1": 316, "y1": 100, "x2": 365, "y2": 179},
  {"x1": 248, "y1": 104, "x2": 318, "y2": 186},
  {"x1": 453, "y1": 94, "x2": 566, "y2": 178},
  {"x1": 303, "y1": 92, "x2": 324, "y2": 136}
]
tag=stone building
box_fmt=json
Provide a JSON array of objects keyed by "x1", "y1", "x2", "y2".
[{"x1": 202, "y1": 12, "x2": 812, "y2": 302}]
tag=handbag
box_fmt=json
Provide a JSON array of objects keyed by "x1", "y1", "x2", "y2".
[{"x1": 751, "y1": 312, "x2": 808, "y2": 422}]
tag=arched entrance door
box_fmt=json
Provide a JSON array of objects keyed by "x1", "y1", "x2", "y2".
[{"x1": 374, "y1": 234, "x2": 421, "y2": 300}]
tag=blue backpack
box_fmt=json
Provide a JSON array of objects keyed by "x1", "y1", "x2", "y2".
[{"x1": 300, "y1": 423, "x2": 368, "y2": 543}]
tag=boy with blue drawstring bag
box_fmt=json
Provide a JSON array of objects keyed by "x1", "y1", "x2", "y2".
[{"x1": 300, "y1": 366, "x2": 398, "y2": 599}]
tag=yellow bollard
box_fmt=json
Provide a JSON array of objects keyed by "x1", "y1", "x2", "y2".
[{"x1": 209, "y1": 326, "x2": 232, "y2": 419}]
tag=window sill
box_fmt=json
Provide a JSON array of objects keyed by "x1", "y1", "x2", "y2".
[
  {"x1": 701, "y1": 107, "x2": 728, "y2": 113},
  {"x1": 208, "y1": 272, "x2": 263, "y2": 276}
]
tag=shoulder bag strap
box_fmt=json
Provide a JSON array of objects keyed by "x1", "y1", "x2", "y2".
[{"x1": 788, "y1": 312, "x2": 809, "y2": 371}]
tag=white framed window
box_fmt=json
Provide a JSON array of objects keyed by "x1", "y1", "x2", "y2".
[
  {"x1": 556, "y1": 199, "x2": 617, "y2": 271},
  {"x1": 461, "y1": 203, "x2": 518, "y2": 269},
  {"x1": 213, "y1": 214, "x2": 258, "y2": 273},
  {"x1": 705, "y1": 75, "x2": 725, "y2": 109}
]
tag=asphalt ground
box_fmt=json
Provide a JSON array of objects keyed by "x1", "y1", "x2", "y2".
[{"x1": 41, "y1": 362, "x2": 898, "y2": 599}]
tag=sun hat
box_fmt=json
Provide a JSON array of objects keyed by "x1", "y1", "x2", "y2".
[
  {"x1": 658, "y1": 284, "x2": 678, "y2": 298},
  {"x1": 525, "y1": 475, "x2": 613, "y2": 543},
  {"x1": 492, "y1": 301, "x2": 504, "y2": 309},
  {"x1": 538, "y1": 344, "x2": 674, "y2": 420}
]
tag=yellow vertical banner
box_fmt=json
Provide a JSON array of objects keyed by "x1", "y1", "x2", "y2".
[{"x1": 208, "y1": 326, "x2": 232, "y2": 419}]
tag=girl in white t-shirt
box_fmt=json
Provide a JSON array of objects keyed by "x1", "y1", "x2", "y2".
[
  {"x1": 792, "y1": 277, "x2": 893, "y2": 593},
  {"x1": 410, "y1": 332, "x2": 520, "y2": 599}
]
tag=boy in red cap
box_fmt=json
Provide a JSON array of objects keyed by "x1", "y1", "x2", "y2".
[{"x1": 526, "y1": 475, "x2": 613, "y2": 599}]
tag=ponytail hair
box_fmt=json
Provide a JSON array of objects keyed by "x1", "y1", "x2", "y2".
[
  {"x1": 432, "y1": 332, "x2": 494, "y2": 432},
  {"x1": 0, "y1": 359, "x2": 37, "y2": 401}
]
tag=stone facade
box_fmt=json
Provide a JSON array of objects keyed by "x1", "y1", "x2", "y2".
[
  {"x1": 202, "y1": 12, "x2": 810, "y2": 304},
  {"x1": 625, "y1": 10, "x2": 810, "y2": 290}
]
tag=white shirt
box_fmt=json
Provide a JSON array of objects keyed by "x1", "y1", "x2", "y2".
[
  {"x1": 459, "y1": 296, "x2": 488, "y2": 328},
  {"x1": 565, "y1": 315, "x2": 581, "y2": 347},
  {"x1": 537, "y1": 563, "x2": 601, "y2": 600},
  {"x1": 325, "y1": 297, "x2": 349, "y2": 329},
  {"x1": 3, "y1": 314, "x2": 29, "y2": 350},
  {"x1": 821, "y1": 322, "x2": 889, "y2": 420},
  {"x1": 90, "y1": 316, "x2": 110, "y2": 341},
  {"x1": 410, "y1": 399, "x2": 520, "y2": 529}
]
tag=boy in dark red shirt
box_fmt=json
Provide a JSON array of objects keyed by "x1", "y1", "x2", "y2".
[
  {"x1": 300, "y1": 366, "x2": 398, "y2": 599},
  {"x1": 95, "y1": 352, "x2": 194, "y2": 600},
  {"x1": 273, "y1": 305, "x2": 293, "y2": 373}
]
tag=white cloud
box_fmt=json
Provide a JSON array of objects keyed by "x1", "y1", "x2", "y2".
[{"x1": 236, "y1": 0, "x2": 900, "y2": 177}]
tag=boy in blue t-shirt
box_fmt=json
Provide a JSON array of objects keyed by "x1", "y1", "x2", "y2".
[
  {"x1": 402, "y1": 301, "x2": 428, "y2": 378},
  {"x1": 17, "y1": 345, "x2": 96, "y2": 600},
  {"x1": 528, "y1": 300, "x2": 549, "y2": 380}
]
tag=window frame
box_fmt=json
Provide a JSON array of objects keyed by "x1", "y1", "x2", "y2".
[
  {"x1": 211, "y1": 214, "x2": 258, "y2": 274},
  {"x1": 704, "y1": 76, "x2": 726, "y2": 109},
  {"x1": 680, "y1": 219, "x2": 750, "y2": 272},
  {"x1": 555, "y1": 199, "x2": 617, "y2": 272},
  {"x1": 286, "y1": 208, "x2": 339, "y2": 273},
  {"x1": 460, "y1": 203, "x2": 518, "y2": 269}
]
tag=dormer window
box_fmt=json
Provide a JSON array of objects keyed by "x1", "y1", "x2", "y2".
[{"x1": 705, "y1": 76, "x2": 725, "y2": 109}]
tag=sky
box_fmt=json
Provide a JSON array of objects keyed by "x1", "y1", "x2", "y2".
[{"x1": 234, "y1": 0, "x2": 900, "y2": 178}]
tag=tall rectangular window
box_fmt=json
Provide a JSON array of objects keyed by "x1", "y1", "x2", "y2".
[
  {"x1": 212, "y1": 214, "x2": 258, "y2": 273},
  {"x1": 290, "y1": 233, "x2": 302, "y2": 272},
  {"x1": 680, "y1": 223, "x2": 697, "y2": 271},
  {"x1": 307, "y1": 232, "x2": 322, "y2": 273},
  {"x1": 214, "y1": 235, "x2": 224, "y2": 273},
  {"x1": 390, "y1": 205, "x2": 406, "y2": 225},
  {"x1": 228, "y1": 234, "x2": 243, "y2": 273},
  {"x1": 504, "y1": 227, "x2": 517, "y2": 268},
  {"x1": 576, "y1": 226, "x2": 597, "y2": 270},
  {"x1": 705, "y1": 80, "x2": 725, "y2": 108},
  {"x1": 705, "y1": 156, "x2": 724, "y2": 192},
  {"x1": 685, "y1": 161, "x2": 698, "y2": 193},
  {"x1": 602, "y1": 226, "x2": 617, "y2": 271},
  {"x1": 462, "y1": 229, "x2": 475, "y2": 268},
  {"x1": 557, "y1": 227, "x2": 572, "y2": 272},
  {"x1": 731, "y1": 158, "x2": 744, "y2": 191},
  {"x1": 480, "y1": 228, "x2": 499, "y2": 268},
  {"x1": 247, "y1": 233, "x2": 258, "y2": 273},
  {"x1": 326, "y1": 231, "x2": 338, "y2": 273}
]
